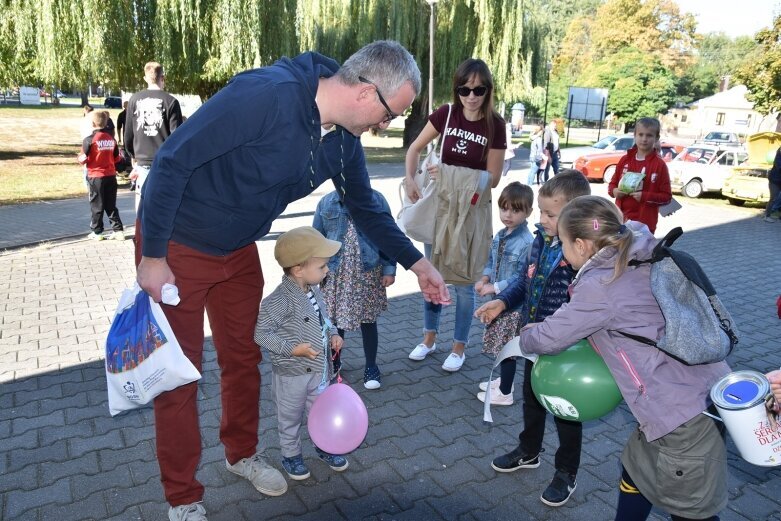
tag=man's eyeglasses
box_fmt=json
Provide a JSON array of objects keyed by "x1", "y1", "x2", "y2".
[
  {"x1": 359, "y1": 76, "x2": 398, "y2": 124},
  {"x1": 457, "y1": 85, "x2": 488, "y2": 97}
]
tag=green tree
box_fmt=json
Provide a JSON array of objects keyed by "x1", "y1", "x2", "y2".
[
  {"x1": 590, "y1": 0, "x2": 697, "y2": 75},
  {"x1": 734, "y1": 16, "x2": 781, "y2": 116},
  {"x1": 579, "y1": 47, "x2": 676, "y2": 121}
]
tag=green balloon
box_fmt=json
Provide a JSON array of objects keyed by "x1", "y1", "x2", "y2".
[
  {"x1": 767, "y1": 149, "x2": 778, "y2": 165},
  {"x1": 531, "y1": 339, "x2": 623, "y2": 422}
]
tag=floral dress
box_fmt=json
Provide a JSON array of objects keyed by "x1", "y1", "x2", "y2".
[
  {"x1": 321, "y1": 219, "x2": 387, "y2": 330},
  {"x1": 482, "y1": 236, "x2": 523, "y2": 355}
]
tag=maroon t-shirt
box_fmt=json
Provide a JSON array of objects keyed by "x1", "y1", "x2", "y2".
[{"x1": 429, "y1": 104, "x2": 507, "y2": 170}]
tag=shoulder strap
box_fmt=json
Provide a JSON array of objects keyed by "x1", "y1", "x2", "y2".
[{"x1": 437, "y1": 103, "x2": 452, "y2": 160}]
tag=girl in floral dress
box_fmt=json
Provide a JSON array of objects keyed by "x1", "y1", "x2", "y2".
[{"x1": 313, "y1": 190, "x2": 396, "y2": 389}]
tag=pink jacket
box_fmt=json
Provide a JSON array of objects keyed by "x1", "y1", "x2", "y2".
[{"x1": 519, "y1": 221, "x2": 730, "y2": 441}]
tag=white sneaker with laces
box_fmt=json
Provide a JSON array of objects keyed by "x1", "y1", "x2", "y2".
[
  {"x1": 441, "y1": 352, "x2": 465, "y2": 372},
  {"x1": 479, "y1": 377, "x2": 514, "y2": 393},
  {"x1": 408, "y1": 343, "x2": 436, "y2": 361},
  {"x1": 226, "y1": 452, "x2": 288, "y2": 496},
  {"x1": 477, "y1": 390, "x2": 514, "y2": 406},
  {"x1": 168, "y1": 502, "x2": 207, "y2": 521}
]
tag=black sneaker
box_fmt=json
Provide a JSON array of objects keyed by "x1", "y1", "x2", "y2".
[
  {"x1": 540, "y1": 470, "x2": 577, "y2": 507},
  {"x1": 491, "y1": 445, "x2": 540, "y2": 473}
]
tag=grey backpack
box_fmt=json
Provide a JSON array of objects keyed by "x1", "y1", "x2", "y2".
[{"x1": 617, "y1": 227, "x2": 738, "y2": 365}]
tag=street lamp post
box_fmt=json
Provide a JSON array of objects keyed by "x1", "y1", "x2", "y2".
[
  {"x1": 543, "y1": 60, "x2": 552, "y2": 124},
  {"x1": 426, "y1": 0, "x2": 439, "y2": 115}
]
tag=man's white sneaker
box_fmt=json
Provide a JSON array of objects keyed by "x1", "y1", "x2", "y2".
[
  {"x1": 409, "y1": 343, "x2": 436, "y2": 361},
  {"x1": 441, "y1": 352, "x2": 465, "y2": 372},
  {"x1": 168, "y1": 502, "x2": 207, "y2": 521},
  {"x1": 226, "y1": 452, "x2": 288, "y2": 496},
  {"x1": 478, "y1": 377, "x2": 514, "y2": 393},
  {"x1": 110, "y1": 230, "x2": 126, "y2": 240},
  {"x1": 477, "y1": 390, "x2": 514, "y2": 406}
]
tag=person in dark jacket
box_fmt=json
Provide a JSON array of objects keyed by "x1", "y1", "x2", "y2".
[
  {"x1": 124, "y1": 61, "x2": 183, "y2": 209},
  {"x1": 763, "y1": 147, "x2": 781, "y2": 222},
  {"x1": 135, "y1": 41, "x2": 449, "y2": 521},
  {"x1": 475, "y1": 171, "x2": 590, "y2": 508}
]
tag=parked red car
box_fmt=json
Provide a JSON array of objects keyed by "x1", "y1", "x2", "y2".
[{"x1": 573, "y1": 143, "x2": 683, "y2": 183}]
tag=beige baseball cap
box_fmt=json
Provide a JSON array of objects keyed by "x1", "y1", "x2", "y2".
[{"x1": 274, "y1": 226, "x2": 342, "y2": 268}]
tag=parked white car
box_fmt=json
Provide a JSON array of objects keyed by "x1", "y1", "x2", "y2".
[
  {"x1": 559, "y1": 134, "x2": 635, "y2": 166},
  {"x1": 669, "y1": 144, "x2": 748, "y2": 198}
]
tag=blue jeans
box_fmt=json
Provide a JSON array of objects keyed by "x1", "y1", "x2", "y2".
[
  {"x1": 767, "y1": 180, "x2": 781, "y2": 215},
  {"x1": 527, "y1": 160, "x2": 542, "y2": 185},
  {"x1": 423, "y1": 244, "x2": 476, "y2": 345}
]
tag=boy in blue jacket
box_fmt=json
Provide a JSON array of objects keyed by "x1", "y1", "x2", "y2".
[{"x1": 475, "y1": 170, "x2": 590, "y2": 507}]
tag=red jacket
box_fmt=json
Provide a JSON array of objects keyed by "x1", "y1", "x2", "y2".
[
  {"x1": 78, "y1": 130, "x2": 119, "y2": 178},
  {"x1": 607, "y1": 145, "x2": 671, "y2": 233}
]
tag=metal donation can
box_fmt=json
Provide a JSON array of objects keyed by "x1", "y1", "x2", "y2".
[{"x1": 710, "y1": 370, "x2": 781, "y2": 467}]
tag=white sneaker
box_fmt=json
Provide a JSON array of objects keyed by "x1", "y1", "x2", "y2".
[
  {"x1": 763, "y1": 216, "x2": 778, "y2": 223},
  {"x1": 477, "y1": 390, "x2": 514, "y2": 406},
  {"x1": 409, "y1": 343, "x2": 436, "y2": 361},
  {"x1": 87, "y1": 231, "x2": 104, "y2": 241},
  {"x1": 442, "y1": 352, "x2": 465, "y2": 372},
  {"x1": 169, "y1": 502, "x2": 207, "y2": 521},
  {"x1": 479, "y1": 377, "x2": 514, "y2": 393},
  {"x1": 226, "y1": 452, "x2": 288, "y2": 497},
  {"x1": 110, "y1": 230, "x2": 125, "y2": 240}
]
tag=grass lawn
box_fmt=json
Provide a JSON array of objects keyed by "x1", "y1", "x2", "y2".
[
  {"x1": 0, "y1": 104, "x2": 127, "y2": 204},
  {"x1": 0, "y1": 105, "x2": 409, "y2": 204}
]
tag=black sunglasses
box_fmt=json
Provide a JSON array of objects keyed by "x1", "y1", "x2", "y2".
[
  {"x1": 457, "y1": 85, "x2": 488, "y2": 97},
  {"x1": 359, "y1": 76, "x2": 398, "y2": 124}
]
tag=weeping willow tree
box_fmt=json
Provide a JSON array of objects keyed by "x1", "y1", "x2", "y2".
[
  {"x1": 1, "y1": 0, "x2": 548, "y2": 133},
  {"x1": 297, "y1": 0, "x2": 548, "y2": 144}
]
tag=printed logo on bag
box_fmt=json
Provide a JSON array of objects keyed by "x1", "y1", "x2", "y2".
[
  {"x1": 106, "y1": 319, "x2": 168, "y2": 374},
  {"x1": 123, "y1": 381, "x2": 139, "y2": 401}
]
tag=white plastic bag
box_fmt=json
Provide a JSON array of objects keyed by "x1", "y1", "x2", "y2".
[
  {"x1": 618, "y1": 170, "x2": 645, "y2": 193},
  {"x1": 105, "y1": 283, "x2": 201, "y2": 416}
]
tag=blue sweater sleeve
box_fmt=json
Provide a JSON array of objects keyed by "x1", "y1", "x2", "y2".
[
  {"x1": 338, "y1": 143, "x2": 421, "y2": 270},
  {"x1": 140, "y1": 77, "x2": 280, "y2": 258}
]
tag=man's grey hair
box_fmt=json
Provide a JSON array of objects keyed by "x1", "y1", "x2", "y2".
[{"x1": 336, "y1": 40, "x2": 421, "y2": 97}]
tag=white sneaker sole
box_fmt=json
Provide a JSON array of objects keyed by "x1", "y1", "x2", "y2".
[{"x1": 477, "y1": 391, "x2": 514, "y2": 406}]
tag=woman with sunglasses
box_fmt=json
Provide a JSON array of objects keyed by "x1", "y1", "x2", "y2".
[{"x1": 404, "y1": 58, "x2": 507, "y2": 372}]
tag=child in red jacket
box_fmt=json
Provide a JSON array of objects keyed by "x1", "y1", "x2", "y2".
[
  {"x1": 78, "y1": 110, "x2": 125, "y2": 241},
  {"x1": 608, "y1": 117, "x2": 671, "y2": 234}
]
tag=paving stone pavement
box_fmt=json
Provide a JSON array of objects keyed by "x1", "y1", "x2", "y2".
[{"x1": 1, "y1": 159, "x2": 781, "y2": 520}]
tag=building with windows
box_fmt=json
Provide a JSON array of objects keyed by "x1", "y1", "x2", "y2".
[{"x1": 663, "y1": 84, "x2": 778, "y2": 140}]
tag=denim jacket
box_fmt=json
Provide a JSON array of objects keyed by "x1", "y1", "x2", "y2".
[
  {"x1": 313, "y1": 190, "x2": 396, "y2": 276},
  {"x1": 482, "y1": 223, "x2": 533, "y2": 292},
  {"x1": 497, "y1": 225, "x2": 575, "y2": 321}
]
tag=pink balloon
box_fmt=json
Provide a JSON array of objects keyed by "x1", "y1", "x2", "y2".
[{"x1": 308, "y1": 383, "x2": 368, "y2": 454}]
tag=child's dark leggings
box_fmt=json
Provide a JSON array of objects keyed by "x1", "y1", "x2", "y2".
[
  {"x1": 498, "y1": 357, "x2": 516, "y2": 394},
  {"x1": 616, "y1": 467, "x2": 719, "y2": 521},
  {"x1": 519, "y1": 358, "x2": 582, "y2": 475},
  {"x1": 336, "y1": 322, "x2": 379, "y2": 368}
]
